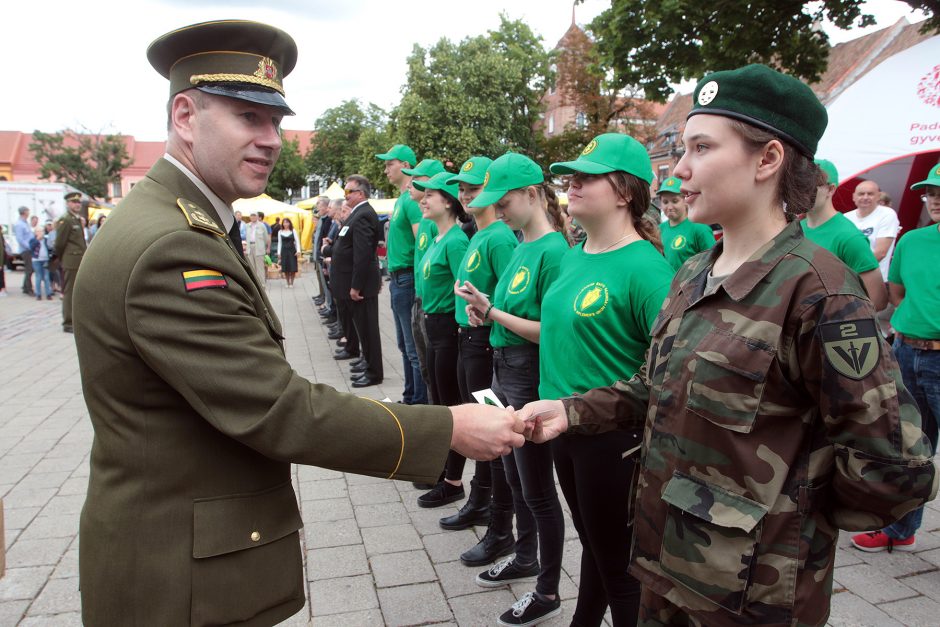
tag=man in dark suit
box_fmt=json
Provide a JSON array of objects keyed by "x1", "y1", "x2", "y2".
[
  {"x1": 71, "y1": 20, "x2": 525, "y2": 626},
  {"x1": 332, "y1": 174, "x2": 384, "y2": 387}
]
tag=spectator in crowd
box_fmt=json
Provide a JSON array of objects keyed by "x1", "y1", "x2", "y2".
[
  {"x1": 655, "y1": 175, "x2": 715, "y2": 271},
  {"x1": 14, "y1": 206, "x2": 34, "y2": 295},
  {"x1": 245, "y1": 211, "x2": 269, "y2": 284},
  {"x1": 845, "y1": 179, "x2": 899, "y2": 282},
  {"x1": 852, "y1": 162, "x2": 940, "y2": 554},
  {"x1": 320, "y1": 199, "x2": 345, "y2": 328},
  {"x1": 55, "y1": 192, "x2": 87, "y2": 332},
  {"x1": 0, "y1": 234, "x2": 6, "y2": 297},
  {"x1": 312, "y1": 197, "x2": 332, "y2": 306},
  {"x1": 802, "y1": 159, "x2": 887, "y2": 310},
  {"x1": 29, "y1": 225, "x2": 54, "y2": 300},
  {"x1": 270, "y1": 216, "x2": 282, "y2": 263},
  {"x1": 234, "y1": 210, "x2": 247, "y2": 241},
  {"x1": 89, "y1": 214, "x2": 107, "y2": 241},
  {"x1": 880, "y1": 191, "x2": 893, "y2": 208},
  {"x1": 45, "y1": 221, "x2": 62, "y2": 295},
  {"x1": 277, "y1": 217, "x2": 301, "y2": 287}
]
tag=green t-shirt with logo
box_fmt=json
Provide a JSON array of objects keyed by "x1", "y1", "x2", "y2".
[
  {"x1": 387, "y1": 194, "x2": 423, "y2": 271},
  {"x1": 455, "y1": 221, "x2": 518, "y2": 327},
  {"x1": 539, "y1": 240, "x2": 673, "y2": 400},
  {"x1": 418, "y1": 226, "x2": 470, "y2": 314},
  {"x1": 413, "y1": 218, "x2": 439, "y2": 300},
  {"x1": 490, "y1": 232, "x2": 569, "y2": 348},
  {"x1": 659, "y1": 219, "x2": 715, "y2": 271},
  {"x1": 889, "y1": 224, "x2": 940, "y2": 340},
  {"x1": 800, "y1": 213, "x2": 879, "y2": 274}
]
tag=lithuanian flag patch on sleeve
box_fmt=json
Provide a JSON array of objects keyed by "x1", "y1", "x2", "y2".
[{"x1": 182, "y1": 269, "x2": 228, "y2": 292}]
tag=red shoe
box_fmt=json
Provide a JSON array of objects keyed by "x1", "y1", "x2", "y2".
[{"x1": 851, "y1": 530, "x2": 916, "y2": 553}]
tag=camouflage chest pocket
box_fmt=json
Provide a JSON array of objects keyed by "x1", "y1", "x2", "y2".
[
  {"x1": 686, "y1": 331, "x2": 775, "y2": 433},
  {"x1": 659, "y1": 472, "x2": 769, "y2": 614}
]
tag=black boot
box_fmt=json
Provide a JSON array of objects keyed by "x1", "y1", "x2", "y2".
[
  {"x1": 439, "y1": 479, "x2": 491, "y2": 530},
  {"x1": 460, "y1": 509, "x2": 515, "y2": 566}
]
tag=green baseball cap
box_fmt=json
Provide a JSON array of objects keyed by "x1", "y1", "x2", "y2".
[
  {"x1": 402, "y1": 159, "x2": 446, "y2": 178},
  {"x1": 412, "y1": 172, "x2": 460, "y2": 202},
  {"x1": 375, "y1": 144, "x2": 417, "y2": 166},
  {"x1": 468, "y1": 153, "x2": 544, "y2": 208},
  {"x1": 815, "y1": 159, "x2": 839, "y2": 187},
  {"x1": 911, "y1": 160, "x2": 940, "y2": 190},
  {"x1": 549, "y1": 133, "x2": 654, "y2": 185},
  {"x1": 450, "y1": 156, "x2": 493, "y2": 186},
  {"x1": 688, "y1": 64, "x2": 827, "y2": 158},
  {"x1": 656, "y1": 176, "x2": 682, "y2": 195}
]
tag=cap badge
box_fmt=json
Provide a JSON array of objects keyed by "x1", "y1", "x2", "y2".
[
  {"x1": 483, "y1": 172, "x2": 490, "y2": 187},
  {"x1": 581, "y1": 139, "x2": 598, "y2": 156},
  {"x1": 463, "y1": 161, "x2": 474, "y2": 172},
  {"x1": 698, "y1": 81, "x2": 719, "y2": 106},
  {"x1": 935, "y1": 165, "x2": 940, "y2": 176},
  {"x1": 255, "y1": 57, "x2": 277, "y2": 81}
]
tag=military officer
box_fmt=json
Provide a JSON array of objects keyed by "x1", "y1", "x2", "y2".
[
  {"x1": 519, "y1": 65, "x2": 937, "y2": 626},
  {"x1": 55, "y1": 191, "x2": 87, "y2": 332},
  {"x1": 72, "y1": 20, "x2": 524, "y2": 626}
]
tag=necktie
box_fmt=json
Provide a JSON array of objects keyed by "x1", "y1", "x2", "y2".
[{"x1": 228, "y1": 221, "x2": 245, "y2": 258}]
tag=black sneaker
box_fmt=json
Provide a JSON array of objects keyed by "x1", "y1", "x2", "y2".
[
  {"x1": 476, "y1": 557, "x2": 539, "y2": 588},
  {"x1": 497, "y1": 592, "x2": 561, "y2": 626},
  {"x1": 417, "y1": 481, "x2": 464, "y2": 508}
]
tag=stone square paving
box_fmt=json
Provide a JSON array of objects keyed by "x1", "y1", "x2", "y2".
[{"x1": 0, "y1": 269, "x2": 938, "y2": 626}]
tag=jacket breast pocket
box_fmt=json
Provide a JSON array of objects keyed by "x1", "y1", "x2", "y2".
[
  {"x1": 686, "y1": 331, "x2": 775, "y2": 433},
  {"x1": 191, "y1": 481, "x2": 304, "y2": 626},
  {"x1": 659, "y1": 472, "x2": 769, "y2": 614}
]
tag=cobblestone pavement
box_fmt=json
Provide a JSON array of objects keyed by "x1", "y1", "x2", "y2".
[{"x1": 1, "y1": 270, "x2": 939, "y2": 626}]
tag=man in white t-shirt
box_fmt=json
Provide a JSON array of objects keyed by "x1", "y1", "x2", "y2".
[{"x1": 844, "y1": 179, "x2": 900, "y2": 281}]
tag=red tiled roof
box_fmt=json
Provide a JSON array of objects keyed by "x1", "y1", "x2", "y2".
[
  {"x1": 0, "y1": 131, "x2": 24, "y2": 165},
  {"x1": 283, "y1": 130, "x2": 315, "y2": 155}
]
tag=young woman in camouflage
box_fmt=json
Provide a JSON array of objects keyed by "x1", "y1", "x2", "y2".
[{"x1": 519, "y1": 64, "x2": 937, "y2": 626}]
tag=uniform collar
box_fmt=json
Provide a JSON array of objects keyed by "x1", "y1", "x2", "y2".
[
  {"x1": 679, "y1": 221, "x2": 805, "y2": 303},
  {"x1": 163, "y1": 153, "x2": 234, "y2": 233}
]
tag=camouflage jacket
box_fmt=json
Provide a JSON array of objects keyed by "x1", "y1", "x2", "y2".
[{"x1": 562, "y1": 222, "x2": 937, "y2": 626}]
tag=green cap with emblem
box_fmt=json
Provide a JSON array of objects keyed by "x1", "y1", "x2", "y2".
[
  {"x1": 549, "y1": 133, "x2": 654, "y2": 184},
  {"x1": 147, "y1": 20, "x2": 298, "y2": 115},
  {"x1": 910, "y1": 160, "x2": 940, "y2": 190},
  {"x1": 688, "y1": 63, "x2": 827, "y2": 158},
  {"x1": 815, "y1": 159, "x2": 839, "y2": 187},
  {"x1": 375, "y1": 144, "x2": 417, "y2": 167},
  {"x1": 449, "y1": 156, "x2": 493, "y2": 186},
  {"x1": 468, "y1": 153, "x2": 544, "y2": 208},
  {"x1": 402, "y1": 159, "x2": 446, "y2": 178},
  {"x1": 411, "y1": 172, "x2": 460, "y2": 202},
  {"x1": 656, "y1": 176, "x2": 682, "y2": 195}
]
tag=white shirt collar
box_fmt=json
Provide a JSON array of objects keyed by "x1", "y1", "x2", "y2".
[{"x1": 163, "y1": 153, "x2": 234, "y2": 232}]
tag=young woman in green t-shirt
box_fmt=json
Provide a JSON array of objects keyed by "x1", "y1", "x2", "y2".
[
  {"x1": 456, "y1": 152, "x2": 571, "y2": 626},
  {"x1": 540, "y1": 134, "x2": 673, "y2": 626},
  {"x1": 411, "y1": 172, "x2": 471, "y2": 509}
]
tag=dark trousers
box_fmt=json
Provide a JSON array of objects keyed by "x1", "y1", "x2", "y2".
[
  {"x1": 351, "y1": 295, "x2": 382, "y2": 379},
  {"x1": 335, "y1": 298, "x2": 359, "y2": 356},
  {"x1": 447, "y1": 326, "x2": 496, "y2": 483},
  {"x1": 424, "y1": 313, "x2": 460, "y2": 408},
  {"x1": 553, "y1": 430, "x2": 643, "y2": 626},
  {"x1": 412, "y1": 298, "x2": 433, "y2": 403},
  {"x1": 62, "y1": 266, "x2": 78, "y2": 328},
  {"x1": 21, "y1": 249, "x2": 33, "y2": 293},
  {"x1": 493, "y1": 344, "x2": 565, "y2": 597}
]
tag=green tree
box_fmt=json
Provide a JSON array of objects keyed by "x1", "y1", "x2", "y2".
[
  {"x1": 265, "y1": 137, "x2": 308, "y2": 201},
  {"x1": 585, "y1": 0, "x2": 937, "y2": 102},
  {"x1": 305, "y1": 100, "x2": 387, "y2": 184},
  {"x1": 28, "y1": 129, "x2": 133, "y2": 200},
  {"x1": 395, "y1": 14, "x2": 552, "y2": 164},
  {"x1": 355, "y1": 124, "x2": 398, "y2": 197}
]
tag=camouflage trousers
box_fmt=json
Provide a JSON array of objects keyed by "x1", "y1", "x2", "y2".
[{"x1": 637, "y1": 586, "x2": 704, "y2": 627}]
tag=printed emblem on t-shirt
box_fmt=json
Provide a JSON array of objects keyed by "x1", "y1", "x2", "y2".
[
  {"x1": 508, "y1": 267, "x2": 531, "y2": 295},
  {"x1": 671, "y1": 235, "x2": 686, "y2": 250},
  {"x1": 466, "y1": 250, "x2": 481, "y2": 272},
  {"x1": 574, "y1": 282, "x2": 610, "y2": 318},
  {"x1": 861, "y1": 227, "x2": 874, "y2": 237},
  {"x1": 418, "y1": 233, "x2": 429, "y2": 250},
  {"x1": 423, "y1": 259, "x2": 431, "y2": 279}
]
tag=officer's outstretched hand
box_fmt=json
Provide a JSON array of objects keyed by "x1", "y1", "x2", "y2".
[
  {"x1": 450, "y1": 404, "x2": 525, "y2": 460},
  {"x1": 516, "y1": 400, "x2": 567, "y2": 444}
]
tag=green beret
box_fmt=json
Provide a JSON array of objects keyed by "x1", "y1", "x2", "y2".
[
  {"x1": 688, "y1": 64, "x2": 827, "y2": 157},
  {"x1": 656, "y1": 176, "x2": 682, "y2": 195},
  {"x1": 450, "y1": 156, "x2": 493, "y2": 186},
  {"x1": 815, "y1": 159, "x2": 839, "y2": 187},
  {"x1": 911, "y1": 160, "x2": 940, "y2": 190},
  {"x1": 550, "y1": 133, "x2": 653, "y2": 185},
  {"x1": 375, "y1": 144, "x2": 417, "y2": 166},
  {"x1": 147, "y1": 20, "x2": 297, "y2": 115}
]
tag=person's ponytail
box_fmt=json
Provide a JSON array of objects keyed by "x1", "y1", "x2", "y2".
[{"x1": 539, "y1": 182, "x2": 566, "y2": 236}]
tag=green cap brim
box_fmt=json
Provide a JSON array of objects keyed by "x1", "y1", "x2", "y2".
[
  {"x1": 468, "y1": 188, "x2": 507, "y2": 207},
  {"x1": 375, "y1": 152, "x2": 395, "y2": 160},
  {"x1": 412, "y1": 181, "x2": 459, "y2": 201},
  {"x1": 450, "y1": 172, "x2": 485, "y2": 185},
  {"x1": 911, "y1": 179, "x2": 940, "y2": 190},
  {"x1": 549, "y1": 160, "x2": 617, "y2": 176}
]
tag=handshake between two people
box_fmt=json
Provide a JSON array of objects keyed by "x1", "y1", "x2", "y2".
[{"x1": 448, "y1": 399, "x2": 568, "y2": 461}]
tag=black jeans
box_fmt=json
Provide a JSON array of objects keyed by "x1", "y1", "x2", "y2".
[
  {"x1": 492, "y1": 344, "x2": 565, "y2": 597},
  {"x1": 553, "y1": 429, "x2": 642, "y2": 626},
  {"x1": 423, "y1": 313, "x2": 460, "y2": 408},
  {"x1": 447, "y1": 326, "x2": 496, "y2": 483}
]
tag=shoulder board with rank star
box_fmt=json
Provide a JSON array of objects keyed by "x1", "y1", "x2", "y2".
[{"x1": 176, "y1": 198, "x2": 225, "y2": 237}]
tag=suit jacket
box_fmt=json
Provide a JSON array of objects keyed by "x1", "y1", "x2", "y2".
[
  {"x1": 313, "y1": 215, "x2": 332, "y2": 262},
  {"x1": 330, "y1": 201, "x2": 381, "y2": 298},
  {"x1": 245, "y1": 221, "x2": 269, "y2": 257},
  {"x1": 54, "y1": 212, "x2": 87, "y2": 270},
  {"x1": 73, "y1": 158, "x2": 452, "y2": 627}
]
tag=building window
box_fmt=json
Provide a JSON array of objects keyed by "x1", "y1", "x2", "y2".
[
  {"x1": 575, "y1": 112, "x2": 587, "y2": 129},
  {"x1": 548, "y1": 115, "x2": 555, "y2": 135},
  {"x1": 658, "y1": 165, "x2": 670, "y2": 183},
  {"x1": 110, "y1": 181, "x2": 122, "y2": 198}
]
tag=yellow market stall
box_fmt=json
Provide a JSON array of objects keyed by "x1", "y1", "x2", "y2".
[{"x1": 233, "y1": 194, "x2": 315, "y2": 251}]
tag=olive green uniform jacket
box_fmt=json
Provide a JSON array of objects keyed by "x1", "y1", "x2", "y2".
[
  {"x1": 54, "y1": 211, "x2": 86, "y2": 270},
  {"x1": 73, "y1": 158, "x2": 453, "y2": 626},
  {"x1": 563, "y1": 223, "x2": 937, "y2": 627}
]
